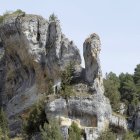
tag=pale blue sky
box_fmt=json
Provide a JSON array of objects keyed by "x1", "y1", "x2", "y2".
[{"x1": 0, "y1": 0, "x2": 140, "y2": 75}]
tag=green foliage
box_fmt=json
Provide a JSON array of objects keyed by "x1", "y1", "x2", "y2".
[
  {"x1": 0, "y1": 11, "x2": 11, "y2": 24},
  {"x1": 0, "y1": 108, "x2": 9, "y2": 140},
  {"x1": 68, "y1": 122, "x2": 81, "y2": 140},
  {"x1": 23, "y1": 102, "x2": 47, "y2": 138},
  {"x1": 119, "y1": 73, "x2": 138, "y2": 105},
  {"x1": 123, "y1": 131, "x2": 140, "y2": 140},
  {"x1": 40, "y1": 119, "x2": 63, "y2": 140},
  {"x1": 0, "y1": 16, "x2": 4, "y2": 24},
  {"x1": 12, "y1": 9, "x2": 25, "y2": 15},
  {"x1": 134, "y1": 64, "x2": 140, "y2": 93},
  {"x1": 49, "y1": 13, "x2": 59, "y2": 22},
  {"x1": 47, "y1": 79, "x2": 54, "y2": 95},
  {"x1": 97, "y1": 129, "x2": 116, "y2": 140},
  {"x1": 104, "y1": 72, "x2": 121, "y2": 111},
  {"x1": 60, "y1": 63, "x2": 75, "y2": 100},
  {"x1": 0, "y1": 9, "x2": 25, "y2": 24}
]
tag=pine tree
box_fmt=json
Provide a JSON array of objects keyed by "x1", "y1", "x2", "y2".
[
  {"x1": 60, "y1": 63, "x2": 74, "y2": 101},
  {"x1": 104, "y1": 72, "x2": 121, "y2": 111},
  {"x1": 40, "y1": 119, "x2": 63, "y2": 140},
  {"x1": 119, "y1": 73, "x2": 137, "y2": 105},
  {"x1": 23, "y1": 102, "x2": 47, "y2": 137},
  {"x1": 134, "y1": 64, "x2": 140, "y2": 92}
]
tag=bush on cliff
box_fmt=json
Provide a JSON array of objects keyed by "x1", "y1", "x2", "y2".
[
  {"x1": 97, "y1": 129, "x2": 116, "y2": 140},
  {"x1": 68, "y1": 122, "x2": 81, "y2": 140},
  {"x1": 104, "y1": 72, "x2": 121, "y2": 112},
  {"x1": 60, "y1": 63, "x2": 75, "y2": 100},
  {"x1": 23, "y1": 102, "x2": 47, "y2": 138},
  {"x1": 40, "y1": 119, "x2": 63, "y2": 140}
]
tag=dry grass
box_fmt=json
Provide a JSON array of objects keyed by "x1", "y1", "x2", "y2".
[{"x1": 4, "y1": 34, "x2": 51, "y2": 98}]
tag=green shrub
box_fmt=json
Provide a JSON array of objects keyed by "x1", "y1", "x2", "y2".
[
  {"x1": 0, "y1": 9, "x2": 25, "y2": 24},
  {"x1": 23, "y1": 102, "x2": 47, "y2": 138},
  {"x1": 68, "y1": 122, "x2": 81, "y2": 140},
  {"x1": 12, "y1": 9, "x2": 25, "y2": 15},
  {"x1": 40, "y1": 119, "x2": 63, "y2": 140},
  {"x1": 60, "y1": 63, "x2": 75, "y2": 100},
  {"x1": 104, "y1": 72, "x2": 121, "y2": 112},
  {"x1": 49, "y1": 13, "x2": 59, "y2": 22},
  {"x1": 97, "y1": 129, "x2": 116, "y2": 140}
]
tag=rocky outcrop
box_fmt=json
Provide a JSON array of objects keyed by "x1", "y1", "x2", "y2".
[
  {"x1": 83, "y1": 33, "x2": 104, "y2": 94},
  {"x1": 110, "y1": 114, "x2": 127, "y2": 132},
  {"x1": 0, "y1": 13, "x2": 81, "y2": 117},
  {"x1": 0, "y1": 12, "x2": 129, "y2": 139},
  {"x1": 45, "y1": 33, "x2": 113, "y2": 140},
  {"x1": 45, "y1": 20, "x2": 81, "y2": 80},
  {"x1": 45, "y1": 32, "x2": 129, "y2": 140},
  {"x1": 46, "y1": 96, "x2": 112, "y2": 140},
  {"x1": 134, "y1": 111, "x2": 140, "y2": 134},
  {"x1": 129, "y1": 106, "x2": 140, "y2": 134}
]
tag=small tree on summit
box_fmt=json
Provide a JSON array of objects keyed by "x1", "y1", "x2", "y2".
[{"x1": 49, "y1": 13, "x2": 59, "y2": 22}]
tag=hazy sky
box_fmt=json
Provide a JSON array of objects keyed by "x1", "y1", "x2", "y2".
[{"x1": 0, "y1": 0, "x2": 140, "y2": 75}]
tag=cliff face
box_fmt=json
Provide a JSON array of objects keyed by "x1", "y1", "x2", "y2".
[
  {"x1": 0, "y1": 13, "x2": 127, "y2": 139},
  {"x1": 46, "y1": 34, "x2": 127, "y2": 139},
  {"x1": 0, "y1": 14, "x2": 81, "y2": 116}
]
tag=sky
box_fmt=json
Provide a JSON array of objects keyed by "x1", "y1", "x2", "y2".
[{"x1": 0, "y1": 0, "x2": 140, "y2": 75}]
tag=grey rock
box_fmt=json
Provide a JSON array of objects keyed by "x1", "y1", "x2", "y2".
[
  {"x1": 0, "y1": 13, "x2": 81, "y2": 115},
  {"x1": 45, "y1": 21, "x2": 81, "y2": 80},
  {"x1": 45, "y1": 95, "x2": 112, "y2": 140},
  {"x1": 83, "y1": 33, "x2": 104, "y2": 95},
  {"x1": 110, "y1": 114, "x2": 127, "y2": 131},
  {"x1": 61, "y1": 126, "x2": 69, "y2": 140},
  {"x1": 0, "y1": 13, "x2": 82, "y2": 137},
  {"x1": 134, "y1": 111, "x2": 140, "y2": 134}
]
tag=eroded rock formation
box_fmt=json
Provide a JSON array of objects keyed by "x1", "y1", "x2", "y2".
[
  {"x1": 83, "y1": 33, "x2": 104, "y2": 95},
  {"x1": 0, "y1": 13, "x2": 128, "y2": 139}
]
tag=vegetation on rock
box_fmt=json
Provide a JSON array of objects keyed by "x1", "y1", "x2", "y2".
[
  {"x1": 0, "y1": 9, "x2": 25, "y2": 24},
  {"x1": 68, "y1": 122, "x2": 81, "y2": 140},
  {"x1": 60, "y1": 63, "x2": 75, "y2": 100},
  {"x1": 40, "y1": 119, "x2": 63, "y2": 140},
  {"x1": 104, "y1": 72, "x2": 121, "y2": 111},
  {"x1": 23, "y1": 102, "x2": 47, "y2": 138},
  {"x1": 97, "y1": 129, "x2": 116, "y2": 140}
]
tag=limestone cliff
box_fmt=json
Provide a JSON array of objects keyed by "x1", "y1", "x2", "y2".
[
  {"x1": 0, "y1": 12, "x2": 128, "y2": 139},
  {"x1": 46, "y1": 33, "x2": 127, "y2": 140},
  {"x1": 0, "y1": 13, "x2": 81, "y2": 116}
]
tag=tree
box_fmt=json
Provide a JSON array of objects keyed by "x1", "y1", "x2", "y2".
[
  {"x1": 49, "y1": 13, "x2": 59, "y2": 22},
  {"x1": 23, "y1": 102, "x2": 47, "y2": 138},
  {"x1": 12, "y1": 9, "x2": 25, "y2": 15},
  {"x1": 68, "y1": 122, "x2": 81, "y2": 140},
  {"x1": 134, "y1": 64, "x2": 140, "y2": 93},
  {"x1": 40, "y1": 119, "x2": 63, "y2": 140},
  {"x1": 119, "y1": 73, "x2": 137, "y2": 105},
  {"x1": 97, "y1": 129, "x2": 116, "y2": 140},
  {"x1": 104, "y1": 72, "x2": 121, "y2": 111},
  {"x1": 106, "y1": 72, "x2": 120, "y2": 88},
  {"x1": 60, "y1": 63, "x2": 74, "y2": 101}
]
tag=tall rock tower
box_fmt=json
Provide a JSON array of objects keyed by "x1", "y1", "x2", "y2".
[{"x1": 83, "y1": 33, "x2": 104, "y2": 94}]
